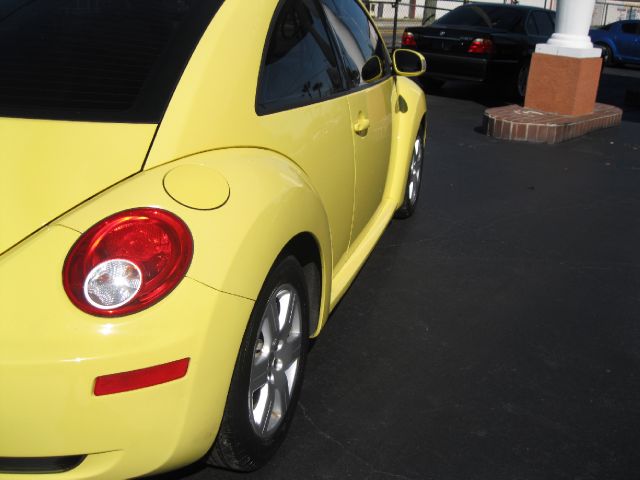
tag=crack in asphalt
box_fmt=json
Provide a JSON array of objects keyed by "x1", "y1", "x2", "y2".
[{"x1": 297, "y1": 402, "x2": 423, "y2": 480}]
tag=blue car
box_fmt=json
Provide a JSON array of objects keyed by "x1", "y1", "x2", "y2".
[{"x1": 590, "y1": 20, "x2": 640, "y2": 66}]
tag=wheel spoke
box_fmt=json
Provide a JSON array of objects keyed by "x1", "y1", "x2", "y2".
[
  {"x1": 258, "y1": 383, "x2": 276, "y2": 435},
  {"x1": 279, "y1": 291, "x2": 297, "y2": 340},
  {"x1": 273, "y1": 369, "x2": 290, "y2": 414},
  {"x1": 263, "y1": 298, "x2": 279, "y2": 345},
  {"x1": 277, "y1": 335, "x2": 301, "y2": 371},
  {"x1": 250, "y1": 357, "x2": 269, "y2": 393}
]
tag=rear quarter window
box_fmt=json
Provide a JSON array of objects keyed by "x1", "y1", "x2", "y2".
[{"x1": 256, "y1": 0, "x2": 344, "y2": 114}]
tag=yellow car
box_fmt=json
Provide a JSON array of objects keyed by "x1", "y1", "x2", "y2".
[{"x1": 0, "y1": 0, "x2": 426, "y2": 478}]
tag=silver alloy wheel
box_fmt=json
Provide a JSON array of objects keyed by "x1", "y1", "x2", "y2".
[
  {"x1": 407, "y1": 134, "x2": 424, "y2": 208},
  {"x1": 249, "y1": 284, "x2": 302, "y2": 438}
]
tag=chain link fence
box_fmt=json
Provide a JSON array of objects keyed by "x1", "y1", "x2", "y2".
[
  {"x1": 365, "y1": 0, "x2": 640, "y2": 49},
  {"x1": 593, "y1": 2, "x2": 640, "y2": 26}
]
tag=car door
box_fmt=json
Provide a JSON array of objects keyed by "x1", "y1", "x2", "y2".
[
  {"x1": 617, "y1": 21, "x2": 640, "y2": 61},
  {"x1": 320, "y1": 0, "x2": 393, "y2": 244},
  {"x1": 254, "y1": 0, "x2": 356, "y2": 268},
  {"x1": 525, "y1": 10, "x2": 556, "y2": 50}
]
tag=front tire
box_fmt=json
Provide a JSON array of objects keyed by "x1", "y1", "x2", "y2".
[
  {"x1": 395, "y1": 121, "x2": 426, "y2": 219},
  {"x1": 208, "y1": 255, "x2": 310, "y2": 471}
]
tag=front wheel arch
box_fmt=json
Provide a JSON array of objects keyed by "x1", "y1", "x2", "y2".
[{"x1": 394, "y1": 117, "x2": 426, "y2": 219}]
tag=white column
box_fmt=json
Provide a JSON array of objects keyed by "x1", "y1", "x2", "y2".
[{"x1": 536, "y1": 0, "x2": 601, "y2": 58}]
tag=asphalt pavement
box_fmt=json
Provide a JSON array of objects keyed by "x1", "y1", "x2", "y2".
[{"x1": 159, "y1": 66, "x2": 640, "y2": 480}]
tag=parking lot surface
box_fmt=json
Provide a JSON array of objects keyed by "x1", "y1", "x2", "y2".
[{"x1": 159, "y1": 67, "x2": 640, "y2": 480}]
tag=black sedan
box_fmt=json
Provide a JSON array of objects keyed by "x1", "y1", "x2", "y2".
[{"x1": 401, "y1": 3, "x2": 556, "y2": 98}]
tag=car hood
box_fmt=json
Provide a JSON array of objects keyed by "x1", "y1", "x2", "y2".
[{"x1": 0, "y1": 117, "x2": 158, "y2": 254}]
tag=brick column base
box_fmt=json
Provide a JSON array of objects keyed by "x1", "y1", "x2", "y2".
[
  {"x1": 524, "y1": 53, "x2": 602, "y2": 116},
  {"x1": 484, "y1": 103, "x2": 622, "y2": 144}
]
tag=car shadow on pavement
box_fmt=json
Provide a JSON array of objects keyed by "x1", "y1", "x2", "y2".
[
  {"x1": 421, "y1": 80, "x2": 511, "y2": 109},
  {"x1": 148, "y1": 459, "x2": 211, "y2": 480}
]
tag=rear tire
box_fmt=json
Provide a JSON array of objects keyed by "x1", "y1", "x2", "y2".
[
  {"x1": 208, "y1": 256, "x2": 310, "y2": 471},
  {"x1": 597, "y1": 44, "x2": 616, "y2": 67},
  {"x1": 514, "y1": 60, "x2": 530, "y2": 100}
]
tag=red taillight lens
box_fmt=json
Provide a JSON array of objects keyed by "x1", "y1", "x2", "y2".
[
  {"x1": 467, "y1": 38, "x2": 494, "y2": 54},
  {"x1": 94, "y1": 358, "x2": 190, "y2": 396},
  {"x1": 401, "y1": 31, "x2": 417, "y2": 47},
  {"x1": 63, "y1": 208, "x2": 193, "y2": 317}
]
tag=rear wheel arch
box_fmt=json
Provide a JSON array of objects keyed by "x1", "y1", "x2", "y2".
[{"x1": 279, "y1": 233, "x2": 323, "y2": 337}]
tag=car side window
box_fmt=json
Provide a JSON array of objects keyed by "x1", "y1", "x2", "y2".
[
  {"x1": 527, "y1": 11, "x2": 554, "y2": 37},
  {"x1": 534, "y1": 12, "x2": 555, "y2": 37},
  {"x1": 621, "y1": 22, "x2": 640, "y2": 35},
  {"x1": 257, "y1": 0, "x2": 344, "y2": 114},
  {"x1": 525, "y1": 13, "x2": 538, "y2": 35},
  {"x1": 320, "y1": 0, "x2": 390, "y2": 89}
]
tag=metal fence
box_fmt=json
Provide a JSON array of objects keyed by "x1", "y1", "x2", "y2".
[
  {"x1": 593, "y1": 2, "x2": 640, "y2": 26},
  {"x1": 366, "y1": 0, "x2": 640, "y2": 49}
]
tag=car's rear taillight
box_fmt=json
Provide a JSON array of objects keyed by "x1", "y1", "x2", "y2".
[
  {"x1": 467, "y1": 38, "x2": 495, "y2": 54},
  {"x1": 402, "y1": 31, "x2": 417, "y2": 47},
  {"x1": 63, "y1": 208, "x2": 193, "y2": 317}
]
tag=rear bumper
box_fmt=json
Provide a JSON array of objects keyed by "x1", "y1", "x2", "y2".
[
  {"x1": 423, "y1": 52, "x2": 489, "y2": 82},
  {"x1": 420, "y1": 52, "x2": 518, "y2": 83},
  {"x1": 0, "y1": 226, "x2": 254, "y2": 479}
]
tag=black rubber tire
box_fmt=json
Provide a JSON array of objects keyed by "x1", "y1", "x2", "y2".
[
  {"x1": 394, "y1": 120, "x2": 426, "y2": 219},
  {"x1": 598, "y1": 44, "x2": 616, "y2": 67},
  {"x1": 207, "y1": 255, "x2": 310, "y2": 471},
  {"x1": 514, "y1": 60, "x2": 530, "y2": 100}
]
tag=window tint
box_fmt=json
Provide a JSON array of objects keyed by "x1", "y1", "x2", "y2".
[
  {"x1": 527, "y1": 11, "x2": 554, "y2": 36},
  {"x1": 435, "y1": 5, "x2": 525, "y2": 32},
  {"x1": 320, "y1": 0, "x2": 389, "y2": 88},
  {"x1": 621, "y1": 22, "x2": 640, "y2": 35},
  {"x1": 525, "y1": 14, "x2": 538, "y2": 35},
  {"x1": 0, "y1": 0, "x2": 224, "y2": 122},
  {"x1": 257, "y1": 0, "x2": 343, "y2": 113}
]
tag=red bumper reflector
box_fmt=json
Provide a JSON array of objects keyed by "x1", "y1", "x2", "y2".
[{"x1": 94, "y1": 358, "x2": 190, "y2": 396}]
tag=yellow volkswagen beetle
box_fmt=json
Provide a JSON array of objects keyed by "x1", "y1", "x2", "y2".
[{"x1": 0, "y1": 0, "x2": 426, "y2": 477}]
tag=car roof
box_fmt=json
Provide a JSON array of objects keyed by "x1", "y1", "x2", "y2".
[{"x1": 606, "y1": 19, "x2": 640, "y2": 26}]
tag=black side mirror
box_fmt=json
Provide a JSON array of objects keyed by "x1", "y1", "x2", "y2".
[{"x1": 361, "y1": 56, "x2": 383, "y2": 83}]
